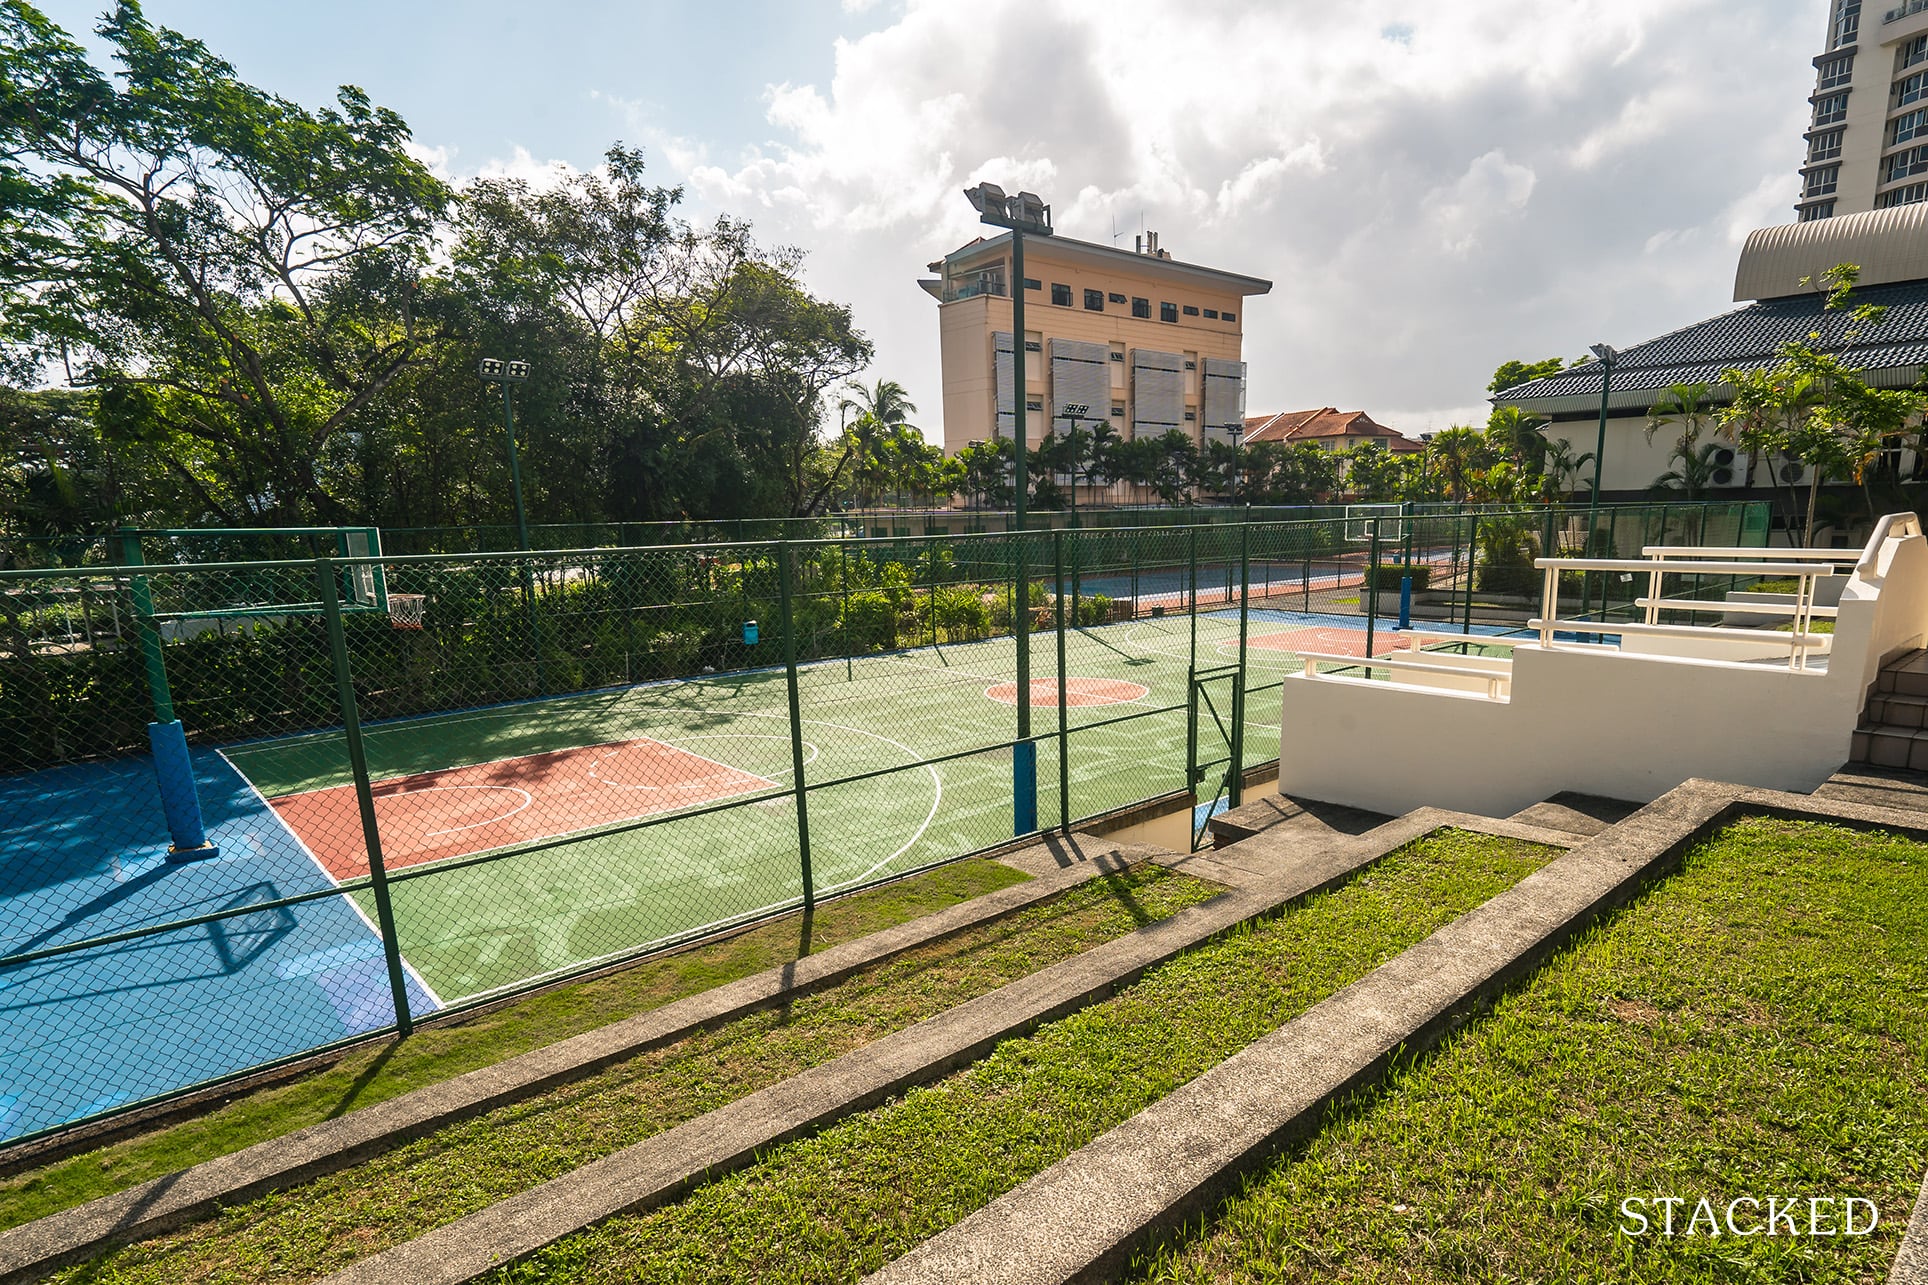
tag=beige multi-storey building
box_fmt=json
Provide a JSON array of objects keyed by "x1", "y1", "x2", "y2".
[
  {"x1": 1795, "y1": 0, "x2": 1928, "y2": 219},
  {"x1": 920, "y1": 231, "x2": 1271, "y2": 459}
]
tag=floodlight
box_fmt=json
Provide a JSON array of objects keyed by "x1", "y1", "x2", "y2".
[
  {"x1": 963, "y1": 182, "x2": 1007, "y2": 216},
  {"x1": 1589, "y1": 342, "x2": 1619, "y2": 364},
  {"x1": 505, "y1": 360, "x2": 531, "y2": 381},
  {"x1": 479, "y1": 357, "x2": 504, "y2": 379},
  {"x1": 1008, "y1": 191, "x2": 1049, "y2": 230}
]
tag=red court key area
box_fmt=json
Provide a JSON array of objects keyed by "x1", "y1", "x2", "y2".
[
  {"x1": 983, "y1": 677, "x2": 1150, "y2": 708},
  {"x1": 272, "y1": 737, "x2": 776, "y2": 879},
  {"x1": 1245, "y1": 626, "x2": 1409, "y2": 658}
]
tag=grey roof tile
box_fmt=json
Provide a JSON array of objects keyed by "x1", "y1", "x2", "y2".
[{"x1": 1497, "y1": 279, "x2": 1928, "y2": 401}]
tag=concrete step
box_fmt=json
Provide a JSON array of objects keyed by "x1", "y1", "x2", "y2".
[
  {"x1": 1874, "y1": 649, "x2": 1928, "y2": 696},
  {"x1": 1867, "y1": 691, "x2": 1928, "y2": 730},
  {"x1": 1814, "y1": 765, "x2": 1928, "y2": 814},
  {"x1": 1206, "y1": 793, "x2": 1391, "y2": 849},
  {"x1": 1850, "y1": 725, "x2": 1928, "y2": 772},
  {"x1": 1506, "y1": 791, "x2": 1641, "y2": 838}
]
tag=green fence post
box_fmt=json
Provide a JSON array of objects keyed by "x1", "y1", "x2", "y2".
[
  {"x1": 1187, "y1": 525, "x2": 1199, "y2": 678},
  {"x1": 1054, "y1": 530, "x2": 1070, "y2": 835},
  {"x1": 1365, "y1": 518, "x2": 1380, "y2": 668},
  {"x1": 778, "y1": 543, "x2": 814, "y2": 910},
  {"x1": 1231, "y1": 522, "x2": 1249, "y2": 807},
  {"x1": 932, "y1": 534, "x2": 944, "y2": 646},
  {"x1": 1463, "y1": 514, "x2": 1477, "y2": 635},
  {"x1": 840, "y1": 539, "x2": 852, "y2": 681},
  {"x1": 317, "y1": 558, "x2": 413, "y2": 1037},
  {"x1": 117, "y1": 528, "x2": 174, "y2": 725}
]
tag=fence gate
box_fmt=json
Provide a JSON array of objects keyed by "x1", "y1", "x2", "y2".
[{"x1": 1186, "y1": 662, "x2": 1245, "y2": 851}]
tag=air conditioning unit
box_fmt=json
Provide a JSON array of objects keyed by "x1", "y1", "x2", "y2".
[
  {"x1": 1707, "y1": 445, "x2": 1745, "y2": 487},
  {"x1": 1777, "y1": 456, "x2": 1813, "y2": 486}
]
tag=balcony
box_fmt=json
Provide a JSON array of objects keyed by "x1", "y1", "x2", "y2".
[{"x1": 1888, "y1": 0, "x2": 1928, "y2": 23}]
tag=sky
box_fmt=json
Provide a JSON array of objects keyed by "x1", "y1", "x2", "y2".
[{"x1": 43, "y1": 0, "x2": 1823, "y2": 440}]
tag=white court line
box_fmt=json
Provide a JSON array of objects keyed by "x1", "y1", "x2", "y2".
[
  {"x1": 666, "y1": 734, "x2": 820, "y2": 774},
  {"x1": 376, "y1": 785, "x2": 537, "y2": 837},
  {"x1": 216, "y1": 749, "x2": 445, "y2": 1009}
]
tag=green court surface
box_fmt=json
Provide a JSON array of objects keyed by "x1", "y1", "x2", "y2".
[{"x1": 221, "y1": 609, "x2": 1309, "y2": 1004}]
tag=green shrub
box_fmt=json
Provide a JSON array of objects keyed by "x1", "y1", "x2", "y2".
[
  {"x1": 839, "y1": 590, "x2": 897, "y2": 651},
  {"x1": 1369, "y1": 563, "x2": 1431, "y2": 591}
]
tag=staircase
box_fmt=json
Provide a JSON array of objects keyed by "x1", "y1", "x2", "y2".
[{"x1": 1851, "y1": 648, "x2": 1928, "y2": 770}]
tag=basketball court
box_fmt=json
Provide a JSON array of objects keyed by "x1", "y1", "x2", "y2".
[{"x1": 0, "y1": 603, "x2": 1514, "y2": 1142}]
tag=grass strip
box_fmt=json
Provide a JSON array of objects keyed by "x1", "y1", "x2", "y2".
[
  {"x1": 1, "y1": 856, "x2": 1028, "y2": 1230},
  {"x1": 49, "y1": 863, "x2": 1214, "y2": 1284},
  {"x1": 477, "y1": 828, "x2": 1556, "y2": 1284},
  {"x1": 1127, "y1": 816, "x2": 1928, "y2": 1283}
]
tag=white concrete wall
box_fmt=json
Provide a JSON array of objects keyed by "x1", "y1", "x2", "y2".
[{"x1": 1277, "y1": 514, "x2": 1928, "y2": 817}]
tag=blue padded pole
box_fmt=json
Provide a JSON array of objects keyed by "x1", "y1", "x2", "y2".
[
  {"x1": 1013, "y1": 739, "x2": 1038, "y2": 835},
  {"x1": 150, "y1": 718, "x2": 218, "y2": 862}
]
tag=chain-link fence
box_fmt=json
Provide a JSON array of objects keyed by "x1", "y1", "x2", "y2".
[{"x1": 0, "y1": 501, "x2": 1766, "y2": 1146}]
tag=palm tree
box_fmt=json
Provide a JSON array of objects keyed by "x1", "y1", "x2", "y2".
[
  {"x1": 1536, "y1": 437, "x2": 1595, "y2": 505},
  {"x1": 1425, "y1": 427, "x2": 1491, "y2": 503},
  {"x1": 834, "y1": 379, "x2": 918, "y2": 510},
  {"x1": 1484, "y1": 405, "x2": 1549, "y2": 475}
]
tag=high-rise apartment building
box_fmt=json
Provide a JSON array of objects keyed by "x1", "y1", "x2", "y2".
[
  {"x1": 920, "y1": 231, "x2": 1271, "y2": 459},
  {"x1": 1795, "y1": 0, "x2": 1928, "y2": 220}
]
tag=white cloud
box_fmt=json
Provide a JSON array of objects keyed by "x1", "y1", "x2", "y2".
[{"x1": 467, "y1": 0, "x2": 1824, "y2": 438}]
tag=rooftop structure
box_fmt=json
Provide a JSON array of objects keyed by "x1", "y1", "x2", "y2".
[{"x1": 921, "y1": 230, "x2": 1272, "y2": 465}]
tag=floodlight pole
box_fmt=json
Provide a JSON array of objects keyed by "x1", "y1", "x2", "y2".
[
  {"x1": 1585, "y1": 343, "x2": 1617, "y2": 636},
  {"x1": 966, "y1": 182, "x2": 1052, "y2": 835},
  {"x1": 482, "y1": 357, "x2": 544, "y2": 693}
]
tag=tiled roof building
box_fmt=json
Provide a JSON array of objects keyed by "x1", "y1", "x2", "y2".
[{"x1": 1243, "y1": 408, "x2": 1423, "y2": 452}]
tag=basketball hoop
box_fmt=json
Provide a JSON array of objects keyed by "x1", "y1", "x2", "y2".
[{"x1": 387, "y1": 593, "x2": 427, "y2": 630}]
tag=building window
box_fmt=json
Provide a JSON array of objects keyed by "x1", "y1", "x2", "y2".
[
  {"x1": 1814, "y1": 90, "x2": 1851, "y2": 124},
  {"x1": 1834, "y1": 0, "x2": 1860, "y2": 46},
  {"x1": 1203, "y1": 308, "x2": 1219, "y2": 319},
  {"x1": 1183, "y1": 410, "x2": 1196, "y2": 422},
  {"x1": 1883, "y1": 145, "x2": 1928, "y2": 181},
  {"x1": 1799, "y1": 200, "x2": 1837, "y2": 220},
  {"x1": 1182, "y1": 304, "x2": 1200, "y2": 316},
  {"x1": 1810, "y1": 128, "x2": 1846, "y2": 160},
  {"x1": 1804, "y1": 163, "x2": 1842, "y2": 196},
  {"x1": 1131, "y1": 297, "x2": 1150, "y2": 318},
  {"x1": 1902, "y1": 34, "x2": 1928, "y2": 71},
  {"x1": 1050, "y1": 282, "x2": 1072, "y2": 306},
  {"x1": 1893, "y1": 109, "x2": 1928, "y2": 145},
  {"x1": 1108, "y1": 291, "x2": 1127, "y2": 303},
  {"x1": 1110, "y1": 403, "x2": 1125, "y2": 417},
  {"x1": 1817, "y1": 52, "x2": 1856, "y2": 88},
  {"x1": 1183, "y1": 360, "x2": 1197, "y2": 370},
  {"x1": 1108, "y1": 351, "x2": 1125, "y2": 362},
  {"x1": 1898, "y1": 71, "x2": 1928, "y2": 108},
  {"x1": 1023, "y1": 340, "x2": 1042, "y2": 352},
  {"x1": 1159, "y1": 301, "x2": 1178, "y2": 322},
  {"x1": 1876, "y1": 180, "x2": 1928, "y2": 207},
  {"x1": 1025, "y1": 398, "x2": 1043, "y2": 412},
  {"x1": 1222, "y1": 311, "x2": 1236, "y2": 322},
  {"x1": 1023, "y1": 277, "x2": 1040, "y2": 290},
  {"x1": 1084, "y1": 288, "x2": 1104, "y2": 311}
]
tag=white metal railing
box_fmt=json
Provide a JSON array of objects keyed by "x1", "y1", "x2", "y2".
[
  {"x1": 1533, "y1": 556, "x2": 1838, "y2": 671},
  {"x1": 1887, "y1": 0, "x2": 1928, "y2": 25},
  {"x1": 1296, "y1": 651, "x2": 1511, "y2": 700}
]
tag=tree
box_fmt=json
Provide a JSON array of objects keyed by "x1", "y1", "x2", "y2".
[
  {"x1": 1423, "y1": 427, "x2": 1491, "y2": 502},
  {"x1": 832, "y1": 378, "x2": 918, "y2": 510},
  {"x1": 1717, "y1": 263, "x2": 1927, "y2": 544},
  {"x1": 1488, "y1": 357, "x2": 1567, "y2": 395},
  {"x1": 1484, "y1": 404, "x2": 1550, "y2": 479},
  {"x1": 0, "y1": 1, "x2": 454, "y2": 522}
]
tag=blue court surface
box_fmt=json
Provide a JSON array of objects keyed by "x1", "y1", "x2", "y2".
[{"x1": 0, "y1": 751, "x2": 436, "y2": 1142}]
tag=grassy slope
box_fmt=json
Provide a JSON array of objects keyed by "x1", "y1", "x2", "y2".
[
  {"x1": 484, "y1": 829, "x2": 1557, "y2": 1284},
  {"x1": 1129, "y1": 817, "x2": 1928, "y2": 1283},
  {"x1": 0, "y1": 857, "x2": 1029, "y2": 1230},
  {"x1": 51, "y1": 864, "x2": 1217, "y2": 1283}
]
